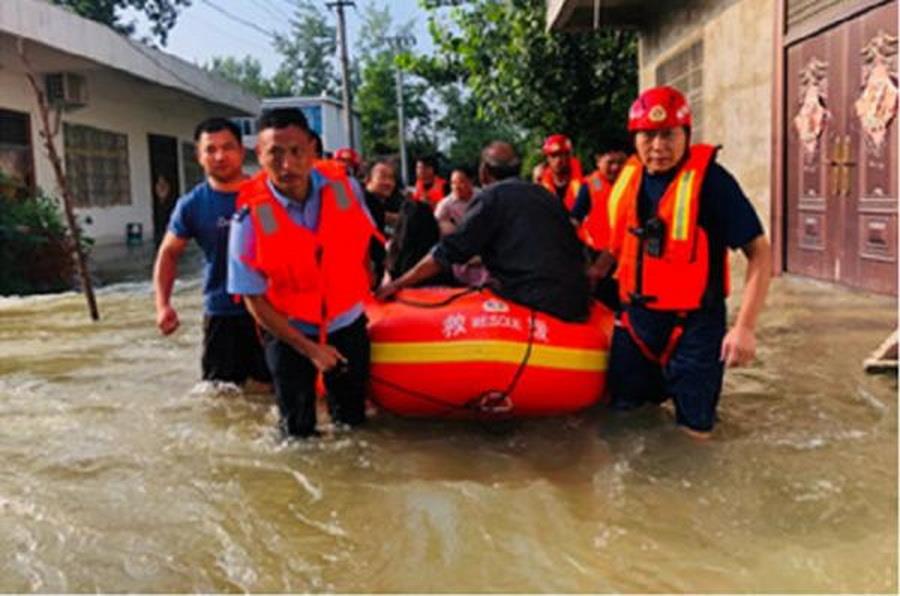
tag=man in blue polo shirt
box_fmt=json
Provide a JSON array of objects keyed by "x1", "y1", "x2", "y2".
[{"x1": 153, "y1": 117, "x2": 269, "y2": 387}]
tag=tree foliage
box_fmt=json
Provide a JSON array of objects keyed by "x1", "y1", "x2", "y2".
[
  {"x1": 50, "y1": 0, "x2": 190, "y2": 45},
  {"x1": 354, "y1": 3, "x2": 434, "y2": 166},
  {"x1": 413, "y1": 0, "x2": 637, "y2": 164},
  {"x1": 205, "y1": 56, "x2": 293, "y2": 98},
  {"x1": 273, "y1": 0, "x2": 341, "y2": 97}
]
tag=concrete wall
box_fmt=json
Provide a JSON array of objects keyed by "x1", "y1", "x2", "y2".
[
  {"x1": 0, "y1": 53, "x2": 230, "y2": 245},
  {"x1": 638, "y1": 0, "x2": 774, "y2": 227}
]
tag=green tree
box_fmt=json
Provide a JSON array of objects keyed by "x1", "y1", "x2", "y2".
[
  {"x1": 205, "y1": 56, "x2": 292, "y2": 98},
  {"x1": 435, "y1": 84, "x2": 523, "y2": 173},
  {"x1": 414, "y1": 0, "x2": 637, "y2": 163},
  {"x1": 273, "y1": 0, "x2": 340, "y2": 97},
  {"x1": 354, "y1": 2, "x2": 434, "y2": 166},
  {"x1": 50, "y1": 0, "x2": 190, "y2": 45}
]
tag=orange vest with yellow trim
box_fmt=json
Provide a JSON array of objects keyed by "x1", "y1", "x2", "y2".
[
  {"x1": 540, "y1": 159, "x2": 583, "y2": 212},
  {"x1": 413, "y1": 176, "x2": 446, "y2": 208},
  {"x1": 236, "y1": 169, "x2": 375, "y2": 325},
  {"x1": 608, "y1": 144, "x2": 729, "y2": 311},
  {"x1": 580, "y1": 171, "x2": 612, "y2": 250}
]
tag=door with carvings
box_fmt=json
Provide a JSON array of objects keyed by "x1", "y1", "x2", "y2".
[
  {"x1": 843, "y1": 1, "x2": 897, "y2": 293},
  {"x1": 785, "y1": 1, "x2": 898, "y2": 294},
  {"x1": 786, "y1": 24, "x2": 844, "y2": 283}
]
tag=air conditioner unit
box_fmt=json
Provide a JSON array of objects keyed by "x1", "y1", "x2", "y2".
[{"x1": 45, "y1": 73, "x2": 88, "y2": 109}]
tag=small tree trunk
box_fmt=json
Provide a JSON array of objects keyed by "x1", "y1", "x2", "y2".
[{"x1": 18, "y1": 39, "x2": 99, "y2": 320}]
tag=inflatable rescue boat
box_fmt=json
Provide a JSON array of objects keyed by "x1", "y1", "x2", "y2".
[{"x1": 365, "y1": 287, "x2": 614, "y2": 418}]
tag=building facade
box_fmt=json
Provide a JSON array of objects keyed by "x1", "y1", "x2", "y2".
[
  {"x1": 0, "y1": 0, "x2": 259, "y2": 246},
  {"x1": 548, "y1": 0, "x2": 898, "y2": 295}
]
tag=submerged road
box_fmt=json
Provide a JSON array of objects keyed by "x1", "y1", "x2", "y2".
[{"x1": 0, "y1": 273, "x2": 895, "y2": 592}]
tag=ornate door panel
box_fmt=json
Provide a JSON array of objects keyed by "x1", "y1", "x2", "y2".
[
  {"x1": 786, "y1": 26, "x2": 845, "y2": 282},
  {"x1": 843, "y1": 1, "x2": 897, "y2": 293},
  {"x1": 786, "y1": 1, "x2": 898, "y2": 295}
]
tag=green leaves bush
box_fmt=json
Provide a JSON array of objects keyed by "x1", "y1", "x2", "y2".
[{"x1": 0, "y1": 174, "x2": 87, "y2": 295}]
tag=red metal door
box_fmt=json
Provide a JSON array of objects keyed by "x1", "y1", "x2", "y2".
[
  {"x1": 842, "y1": 1, "x2": 898, "y2": 294},
  {"x1": 786, "y1": 1, "x2": 898, "y2": 295},
  {"x1": 786, "y1": 25, "x2": 845, "y2": 282}
]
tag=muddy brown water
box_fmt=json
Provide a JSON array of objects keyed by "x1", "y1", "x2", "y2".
[{"x1": 0, "y1": 275, "x2": 896, "y2": 592}]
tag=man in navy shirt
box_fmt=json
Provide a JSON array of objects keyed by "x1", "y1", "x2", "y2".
[
  {"x1": 153, "y1": 118, "x2": 269, "y2": 387},
  {"x1": 602, "y1": 86, "x2": 771, "y2": 439},
  {"x1": 377, "y1": 141, "x2": 590, "y2": 322}
]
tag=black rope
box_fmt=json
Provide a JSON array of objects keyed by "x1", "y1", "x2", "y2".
[
  {"x1": 393, "y1": 286, "x2": 480, "y2": 309},
  {"x1": 370, "y1": 307, "x2": 538, "y2": 421}
]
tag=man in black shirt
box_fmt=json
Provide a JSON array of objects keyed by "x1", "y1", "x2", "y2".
[{"x1": 376, "y1": 141, "x2": 590, "y2": 322}]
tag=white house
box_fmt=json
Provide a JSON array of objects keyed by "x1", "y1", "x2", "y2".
[
  {"x1": 0, "y1": 0, "x2": 260, "y2": 245},
  {"x1": 234, "y1": 96, "x2": 363, "y2": 160}
]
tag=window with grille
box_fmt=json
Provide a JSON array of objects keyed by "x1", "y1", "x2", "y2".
[
  {"x1": 656, "y1": 40, "x2": 704, "y2": 141},
  {"x1": 181, "y1": 141, "x2": 204, "y2": 190},
  {"x1": 64, "y1": 123, "x2": 131, "y2": 208}
]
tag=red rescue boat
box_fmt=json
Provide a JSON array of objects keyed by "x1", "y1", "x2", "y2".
[{"x1": 365, "y1": 287, "x2": 614, "y2": 419}]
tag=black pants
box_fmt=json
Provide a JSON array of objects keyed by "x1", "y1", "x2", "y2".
[
  {"x1": 202, "y1": 314, "x2": 271, "y2": 384},
  {"x1": 263, "y1": 315, "x2": 370, "y2": 438}
]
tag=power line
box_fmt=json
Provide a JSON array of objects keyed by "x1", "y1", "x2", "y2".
[
  {"x1": 196, "y1": 0, "x2": 278, "y2": 40},
  {"x1": 259, "y1": 0, "x2": 294, "y2": 21},
  {"x1": 246, "y1": 0, "x2": 291, "y2": 23}
]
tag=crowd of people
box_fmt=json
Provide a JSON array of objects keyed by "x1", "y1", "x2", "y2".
[{"x1": 153, "y1": 85, "x2": 771, "y2": 441}]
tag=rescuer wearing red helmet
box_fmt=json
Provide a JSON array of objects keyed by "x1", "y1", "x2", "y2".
[
  {"x1": 334, "y1": 147, "x2": 361, "y2": 178},
  {"x1": 538, "y1": 134, "x2": 583, "y2": 212},
  {"x1": 601, "y1": 86, "x2": 772, "y2": 439}
]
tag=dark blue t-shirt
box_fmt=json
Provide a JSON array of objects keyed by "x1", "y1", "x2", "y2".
[
  {"x1": 638, "y1": 161, "x2": 764, "y2": 307},
  {"x1": 168, "y1": 181, "x2": 246, "y2": 316}
]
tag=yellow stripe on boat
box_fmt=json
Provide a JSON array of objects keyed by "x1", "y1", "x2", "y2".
[{"x1": 371, "y1": 340, "x2": 607, "y2": 372}]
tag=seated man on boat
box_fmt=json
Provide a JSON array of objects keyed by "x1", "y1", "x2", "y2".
[{"x1": 376, "y1": 141, "x2": 590, "y2": 323}]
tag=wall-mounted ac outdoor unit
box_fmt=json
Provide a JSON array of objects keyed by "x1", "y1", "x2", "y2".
[{"x1": 45, "y1": 73, "x2": 88, "y2": 109}]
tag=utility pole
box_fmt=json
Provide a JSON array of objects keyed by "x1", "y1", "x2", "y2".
[
  {"x1": 327, "y1": 1, "x2": 355, "y2": 151},
  {"x1": 394, "y1": 65, "x2": 408, "y2": 187},
  {"x1": 384, "y1": 35, "x2": 415, "y2": 188}
]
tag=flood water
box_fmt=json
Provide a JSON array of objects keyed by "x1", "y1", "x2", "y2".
[{"x1": 0, "y1": 270, "x2": 896, "y2": 592}]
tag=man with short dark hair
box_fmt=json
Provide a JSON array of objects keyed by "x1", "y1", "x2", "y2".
[
  {"x1": 228, "y1": 108, "x2": 378, "y2": 438},
  {"x1": 570, "y1": 141, "x2": 629, "y2": 246},
  {"x1": 411, "y1": 154, "x2": 447, "y2": 209},
  {"x1": 153, "y1": 117, "x2": 270, "y2": 388},
  {"x1": 377, "y1": 141, "x2": 590, "y2": 322}
]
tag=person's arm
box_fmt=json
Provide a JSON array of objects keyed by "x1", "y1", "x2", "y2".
[
  {"x1": 434, "y1": 197, "x2": 456, "y2": 237},
  {"x1": 586, "y1": 250, "x2": 616, "y2": 290},
  {"x1": 153, "y1": 231, "x2": 189, "y2": 335},
  {"x1": 243, "y1": 295, "x2": 345, "y2": 372},
  {"x1": 570, "y1": 183, "x2": 592, "y2": 223},
  {"x1": 227, "y1": 212, "x2": 345, "y2": 372},
  {"x1": 375, "y1": 253, "x2": 444, "y2": 300},
  {"x1": 720, "y1": 234, "x2": 772, "y2": 367}
]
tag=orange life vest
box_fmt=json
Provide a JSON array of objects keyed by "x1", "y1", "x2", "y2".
[
  {"x1": 236, "y1": 169, "x2": 376, "y2": 326},
  {"x1": 413, "y1": 175, "x2": 446, "y2": 208},
  {"x1": 608, "y1": 144, "x2": 729, "y2": 311},
  {"x1": 580, "y1": 170, "x2": 613, "y2": 250},
  {"x1": 540, "y1": 158, "x2": 583, "y2": 211}
]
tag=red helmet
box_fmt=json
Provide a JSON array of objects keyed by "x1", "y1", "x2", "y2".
[
  {"x1": 542, "y1": 134, "x2": 573, "y2": 155},
  {"x1": 334, "y1": 147, "x2": 360, "y2": 167},
  {"x1": 628, "y1": 86, "x2": 692, "y2": 132}
]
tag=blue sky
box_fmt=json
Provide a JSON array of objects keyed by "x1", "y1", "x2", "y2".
[{"x1": 129, "y1": 0, "x2": 435, "y2": 75}]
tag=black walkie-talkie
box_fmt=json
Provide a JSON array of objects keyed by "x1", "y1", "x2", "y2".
[{"x1": 644, "y1": 217, "x2": 665, "y2": 258}]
